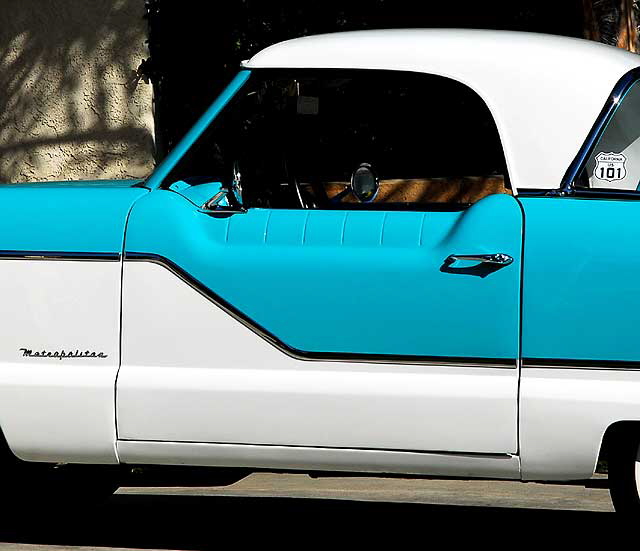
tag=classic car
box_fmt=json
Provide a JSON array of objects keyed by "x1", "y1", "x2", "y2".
[{"x1": 3, "y1": 28, "x2": 640, "y2": 513}]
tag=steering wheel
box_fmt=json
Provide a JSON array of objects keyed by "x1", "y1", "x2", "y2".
[{"x1": 284, "y1": 158, "x2": 309, "y2": 209}]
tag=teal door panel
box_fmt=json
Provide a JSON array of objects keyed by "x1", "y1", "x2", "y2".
[
  {"x1": 521, "y1": 197, "x2": 640, "y2": 363},
  {"x1": 125, "y1": 190, "x2": 523, "y2": 360}
]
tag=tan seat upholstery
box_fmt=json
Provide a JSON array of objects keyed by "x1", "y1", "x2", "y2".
[{"x1": 302, "y1": 175, "x2": 510, "y2": 205}]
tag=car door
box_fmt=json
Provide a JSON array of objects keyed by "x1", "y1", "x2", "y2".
[{"x1": 116, "y1": 69, "x2": 523, "y2": 458}]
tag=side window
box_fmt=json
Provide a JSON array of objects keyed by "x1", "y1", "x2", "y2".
[
  {"x1": 578, "y1": 81, "x2": 640, "y2": 191},
  {"x1": 165, "y1": 70, "x2": 510, "y2": 210}
]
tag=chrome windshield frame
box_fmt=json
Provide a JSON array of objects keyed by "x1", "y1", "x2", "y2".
[{"x1": 558, "y1": 67, "x2": 640, "y2": 196}]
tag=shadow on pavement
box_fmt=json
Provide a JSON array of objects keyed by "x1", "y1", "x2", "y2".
[{"x1": 0, "y1": 492, "x2": 621, "y2": 549}]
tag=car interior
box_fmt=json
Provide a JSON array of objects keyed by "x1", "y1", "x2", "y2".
[{"x1": 164, "y1": 69, "x2": 511, "y2": 210}]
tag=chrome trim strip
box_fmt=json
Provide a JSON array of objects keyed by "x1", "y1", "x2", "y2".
[
  {"x1": 0, "y1": 250, "x2": 120, "y2": 261},
  {"x1": 126, "y1": 252, "x2": 516, "y2": 369},
  {"x1": 116, "y1": 438, "x2": 515, "y2": 459},
  {"x1": 519, "y1": 188, "x2": 640, "y2": 201},
  {"x1": 523, "y1": 358, "x2": 640, "y2": 371}
]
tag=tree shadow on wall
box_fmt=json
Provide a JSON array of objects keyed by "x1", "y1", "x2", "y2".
[{"x1": 0, "y1": 0, "x2": 154, "y2": 183}]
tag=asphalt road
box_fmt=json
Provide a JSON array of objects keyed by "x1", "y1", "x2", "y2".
[{"x1": 0, "y1": 473, "x2": 622, "y2": 550}]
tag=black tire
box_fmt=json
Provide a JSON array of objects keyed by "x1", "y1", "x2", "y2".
[{"x1": 608, "y1": 430, "x2": 640, "y2": 513}]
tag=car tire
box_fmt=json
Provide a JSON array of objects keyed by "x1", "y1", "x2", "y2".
[{"x1": 608, "y1": 430, "x2": 640, "y2": 513}]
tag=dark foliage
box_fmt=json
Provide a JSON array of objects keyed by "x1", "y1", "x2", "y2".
[{"x1": 144, "y1": 0, "x2": 584, "y2": 160}]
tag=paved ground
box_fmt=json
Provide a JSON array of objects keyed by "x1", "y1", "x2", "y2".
[{"x1": 0, "y1": 473, "x2": 622, "y2": 550}]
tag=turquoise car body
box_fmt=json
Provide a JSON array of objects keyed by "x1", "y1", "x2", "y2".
[
  {"x1": 7, "y1": 31, "x2": 640, "y2": 497},
  {"x1": 0, "y1": 68, "x2": 638, "y2": 368}
]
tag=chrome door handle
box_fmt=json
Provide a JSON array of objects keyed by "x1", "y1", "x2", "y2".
[{"x1": 446, "y1": 253, "x2": 513, "y2": 266}]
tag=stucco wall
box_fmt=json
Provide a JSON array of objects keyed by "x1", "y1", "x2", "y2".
[{"x1": 0, "y1": 0, "x2": 154, "y2": 183}]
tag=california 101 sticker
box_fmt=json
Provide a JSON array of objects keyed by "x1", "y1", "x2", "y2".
[{"x1": 594, "y1": 151, "x2": 627, "y2": 182}]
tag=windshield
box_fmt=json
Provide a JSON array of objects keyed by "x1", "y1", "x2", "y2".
[{"x1": 579, "y1": 80, "x2": 640, "y2": 191}]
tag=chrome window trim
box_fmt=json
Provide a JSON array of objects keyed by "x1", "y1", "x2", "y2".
[{"x1": 558, "y1": 67, "x2": 640, "y2": 196}]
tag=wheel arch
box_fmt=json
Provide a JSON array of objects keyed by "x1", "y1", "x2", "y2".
[{"x1": 597, "y1": 420, "x2": 640, "y2": 469}]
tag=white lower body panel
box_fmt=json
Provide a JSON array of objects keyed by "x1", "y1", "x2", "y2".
[
  {"x1": 0, "y1": 260, "x2": 121, "y2": 463},
  {"x1": 521, "y1": 366, "x2": 640, "y2": 480},
  {"x1": 118, "y1": 261, "x2": 519, "y2": 454},
  {"x1": 117, "y1": 440, "x2": 520, "y2": 479}
]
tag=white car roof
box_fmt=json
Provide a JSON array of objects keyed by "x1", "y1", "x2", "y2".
[{"x1": 244, "y1": 29, "x2": 640, "y2": 191}]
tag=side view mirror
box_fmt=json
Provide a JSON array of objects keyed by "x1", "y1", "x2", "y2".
[
  {"x1": 202, "y1": 160, "x2": 245, "y2": 213},
  {"x1": 202, "y1": 189, "x2": 231, "y2": 210},
  {"x1": 350, "y1": 163, "x2": 379, "y2": 203}
]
